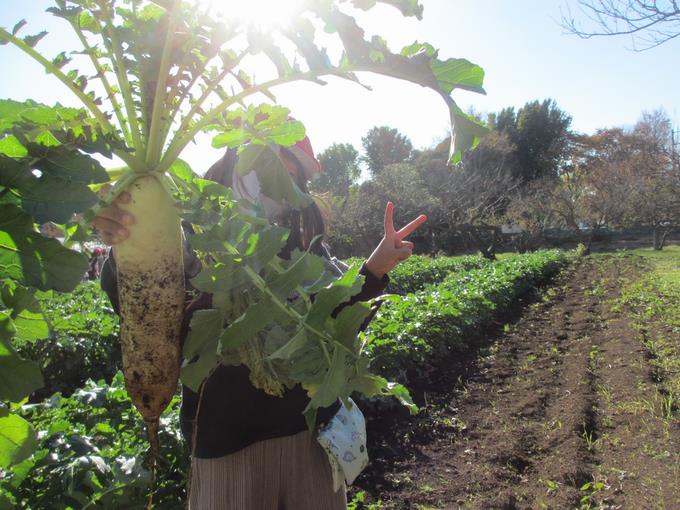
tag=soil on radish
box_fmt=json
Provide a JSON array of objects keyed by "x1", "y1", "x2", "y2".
[{"x1": 118, "y1": 256, "x2": 183, "y2": 419}]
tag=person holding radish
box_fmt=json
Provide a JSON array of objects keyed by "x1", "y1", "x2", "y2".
[{"x1": 98, "y1": 135, "x2": 426, "y2": 509}]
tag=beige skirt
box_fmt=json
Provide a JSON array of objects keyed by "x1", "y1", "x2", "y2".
[{"x1": 188, "y1": 430, "x2": 347, "y2": 510}]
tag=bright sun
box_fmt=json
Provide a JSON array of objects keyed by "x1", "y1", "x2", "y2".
[{"x1": 201, "y1": 0, "x2": 305, "y2": 29}]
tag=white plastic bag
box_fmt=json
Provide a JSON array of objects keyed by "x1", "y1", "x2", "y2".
[{"x1": 316, "y1": 398, "x2": 369, "y2": 492}]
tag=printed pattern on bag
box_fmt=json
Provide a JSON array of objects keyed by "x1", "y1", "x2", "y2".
[{"x1": 317, "y1": 398, "x2": 369, "y2": 492}]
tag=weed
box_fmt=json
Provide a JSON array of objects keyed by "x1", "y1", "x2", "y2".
[
  {"x1": 348, "y1": 491, "x2": 383, "y2": 510},
  {"x1": 596, "y1": 384, "x2": 612, "y2": 403},
  {"x1": 543, "y1": 418, "x2": 563, "y2": 431},
  {"x1": 588, "y1": 345, "x2": 603, "y2": 370},
  {"x1": 582, "y1": 424, "x2": 596, "y2": 452},
  {"x1": 579, "y1": 480, "x2": 606, "y2": 509},
  {"x1": 661, "y1": 391, "x2": 674, "y2": 421},
  {"x1": 545, "y1": 479, "x2": 560, "y2": 494}
]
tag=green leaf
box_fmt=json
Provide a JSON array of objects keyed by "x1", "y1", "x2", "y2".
[
  {"x1": 0, "y1": 491, "x2": 17, "y2": 510},
  {"x1": 11, "y1": 20, "x2": 27, "y2": 36},
  {"x1": 235, "y1": 144, "x2": 312, "y2": 208},
  {"x1": 0, "y1": 314, "x2": 44, "y2": 402},
  {"x1": 219, "y1": 298, "x2": 287, "y2": 352},
  {"x1": 0, "y1": 100, "x2": 35, "y2": 132},
  {"x1": 78, "y1": 11, "x2": 99, "y2": 32},
  {"x1": 12, "y1": 309, "x2": 48, "y2": 343},
  {"x1": 188, "y1": 227, "x2": 231, "y2": 253},
  {"x1": 32, "y1": 150, "x2": 109, "y2": 185},
  {"x1": 183, "y1": 309, "x2": 222, "y2": 359},
  {"x1": 0, "y1": 283, "x2": 48, "y2": 343},
  {"x1": 0, "y1": 136, "x2": 28, "y2": 158},
  {"x1": 385, "y1": 381, "x2": 417, "y2": 413},
  {"x1": 432, "y1": 57, "x2": 485, "y2": 95},
  {"x1": 332, "y1": 300, "x2": 372, "y2": 348},
  {"x1": 306, "y1": 348, "x2": 352, "y2": 409},
  {"x1": 180, "y1": 310, "x2": 222, "y2": 392},
  {"x1": 179, "y1": 338, "x2": 219, "y2": 392},
  {"x1": 23, "y1": 31, "x2": 47, "y2": 48},
  {"x1": 168, "y1": 158, "x2": 195, "y2": 183},
  {"x1": 268, "y1": 250, "x2": 325, "y2": 298},
  {"x1": 0, "y1": 280, "x2": 41, "y2": 314},
  {"x1": 307, "y1": 265, "x2": 364, "y2": 329},
  {"x1": 138, "y1": 3, "x2": 167, "y2": 21},
  {"x1": 267, "y1": 328, "x2": 307, "y2": 360},
  {"x1": 243, "y1": 225, "x2": 289, "y2": 271},
  {"x1": 449, "y1": 103, "x2": 488, "y2": 164},
  {"x1": 0, "y1": 204, "x2": 89, "y2": 292},
  {"x1": 0, "y1": 156, "x2": 100, "y2": 223},
  {"x1": 192, "y1": 178, "x2": 231, "y2": 197},
  {"x1": 212, "y1": 129, "x2": 250, "y2": 149},
  {"x1": 6, "y1": 451, "x2": 37, "y2": 488},
  {"x1": 349, "y1": 372, "x2": 417, "y2": 413},
  {"x1": 51, "y1": 51, "x2": 71, "y2": 70},
  {"x1": 0, "y1": 413, "x2": 38, "y2": 469},
  {"x1": 265, "y1": 120, "x2": 306, "y2": 147},
  {"x1": 190, "y1": 264, "x2": 250, "y2": 294}
]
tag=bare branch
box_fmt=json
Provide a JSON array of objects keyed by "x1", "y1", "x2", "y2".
[{"x1": 562, "y1": 0, "x2": 680, "y2": 50}]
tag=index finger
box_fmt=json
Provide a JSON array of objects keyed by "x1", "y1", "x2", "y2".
[
  {"x1": 98, "y1": 184, "x2": 130, "y2": 204},
  {"x1": 384, "y1": 201, "x2": 395, "y2": 236},
  {"x1": 97, "y1": 183, "x2": 113, "y2": 199},
  {"x1": 396, "y1": 214, "x2": 427, "y2": 240}
]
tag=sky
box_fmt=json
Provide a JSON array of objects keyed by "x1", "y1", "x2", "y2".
[{"x1": 1, "y1": 0, "x2": 679, "y2": 174}]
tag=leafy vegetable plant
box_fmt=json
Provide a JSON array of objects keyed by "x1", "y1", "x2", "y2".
[
  {"x1": 1, "y1": 372, "x2": 187, "y2": 510},
  {"x1": 379, "y1": 254, "x2": 489, "y2": 295},
  {"x1": 365, "y1": 250, "x2": 570, "y2": 381},
  {"x1": 0, "y1": 0, "x2": 487, "y2": 475}
]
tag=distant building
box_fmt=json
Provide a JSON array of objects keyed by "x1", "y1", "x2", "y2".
[{"x1": 501, "y1": 223, "x2": 524, "y2": 234}]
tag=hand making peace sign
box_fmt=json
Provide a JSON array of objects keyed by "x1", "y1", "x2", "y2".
[{"x1": 364, "y1": 202, "x2": 427, "y2": 279}]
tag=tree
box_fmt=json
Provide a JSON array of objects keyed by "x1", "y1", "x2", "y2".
[
  {"x1": 572, "y1": 122, "x2": 679, "y2": 249},
  {"x1": 361, "y1": 126, "x2": 413, "y2": 176},
  {"x1": 628, "y1": 110, "x2": 680, "y2": 249},
  {"x1": 412, "y1": 133, "x2": 519, "y2": 258},
  {"x1": 505, "y1": 179, "x2": 563, "y2": 251},
  {"x1": 331, "y1": 162, "x2": 438, "y2": 256},
  {"x1": 572, "y1": 129, "x2": 635, "y2": 243},
  {"x1": 309, "y1": 143, "x2": 360, "y2": 198},
  {"x1": 562, "y1": 0, "x2": 680, "y2": 49},
  {"x1": 449, "y1": 133, "x2": 520, "y2": 258},
  {"x1": 489, "y1": 99, "x2": 572, "y2": 183}
]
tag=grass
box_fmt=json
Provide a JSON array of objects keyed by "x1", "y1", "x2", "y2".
[{"x1": 616, "y1": 246, "x2": 680, "y2": 423}]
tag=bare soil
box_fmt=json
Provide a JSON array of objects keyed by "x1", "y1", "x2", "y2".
[{"x1": 354, "y1": 255, "x2": 680, "y2": 509}]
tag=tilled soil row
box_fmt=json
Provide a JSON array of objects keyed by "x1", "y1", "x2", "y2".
[{"x1": 356, "y1": 255, "x2": 679, "y2": 509}]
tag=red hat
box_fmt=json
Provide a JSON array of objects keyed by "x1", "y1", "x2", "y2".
[
  {"x1": 241, "y1": 112, "x2": 322, "y2": 181},
  {"x1": 286, "y1": 135, "x2": 321, "y2": 181}
]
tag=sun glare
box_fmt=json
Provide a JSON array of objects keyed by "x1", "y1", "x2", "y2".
[{"x1": 201, "y1": 0, "x2": 305, "y2": 29}]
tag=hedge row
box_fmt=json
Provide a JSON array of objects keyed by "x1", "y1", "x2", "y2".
[
  {"x1": 346, "y1": 254, "x2": 490, "y2": 295},
  {"x1": 364, "y1": 249, "x2": 571, "y2": 381}
]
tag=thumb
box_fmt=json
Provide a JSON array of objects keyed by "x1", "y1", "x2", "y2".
[{"x1": 395, "y1": 245, "x2": 413, "y2": 261}]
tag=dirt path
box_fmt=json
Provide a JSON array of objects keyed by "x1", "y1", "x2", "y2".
[{"x1": 355, "y1": 256, "x2": 680, "y2": 509}]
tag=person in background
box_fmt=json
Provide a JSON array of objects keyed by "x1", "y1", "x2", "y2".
[
  {"x1": 95, "y1": 135, "x2": 426, "y2": 509},
  {"x1": 86, "y1": 247, "x2": 107, "y2": 280}
]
